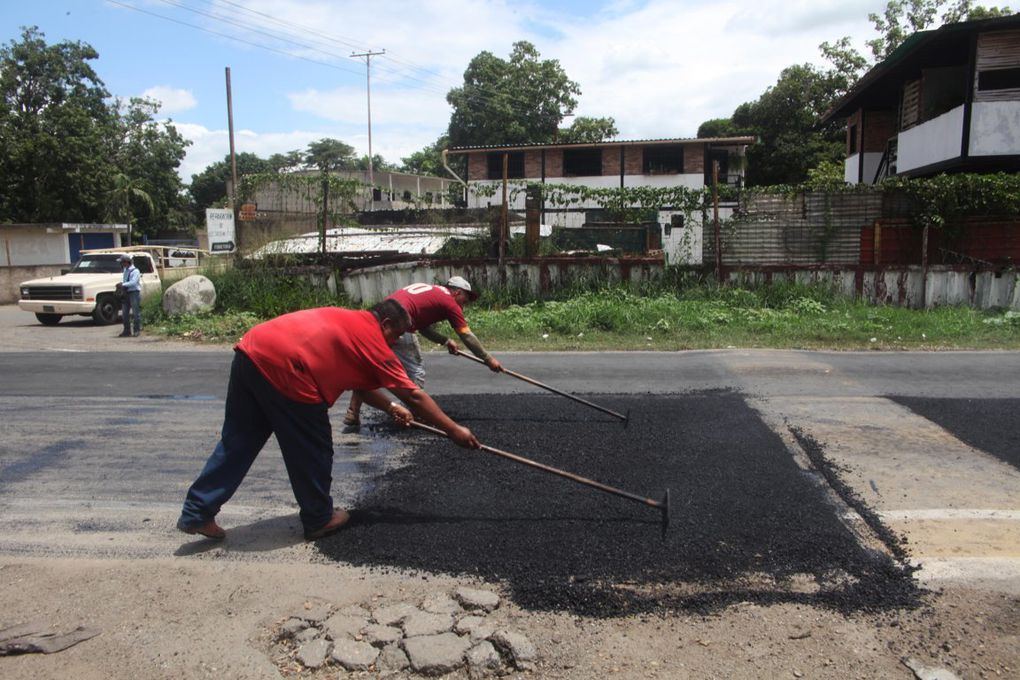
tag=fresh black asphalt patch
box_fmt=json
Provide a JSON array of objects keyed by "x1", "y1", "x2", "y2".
[
  {"x1": 890, "y1": 396, "x2": 1020, "y2": 470},
  {"x1": 318, "y1": 391, "x2": 920, "y2": 617}
]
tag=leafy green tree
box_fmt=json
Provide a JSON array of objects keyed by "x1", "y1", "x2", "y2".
[
  {"x1": 105, "y1": 171, "x2": 154, "y2": 240},
  {"x1": 822, "y1": 1, "x2": 1013, "y2": 75},
  {"x1": 267, "y1": 150, "x2": 304, "y2": 172},
  {"x1": 190, "y1": 152, "x2": 275, "y2": 216},
  {"x1": 0, "y1": 27, "x2": 191, "y2": 234},
  {"x1": 304, "y1": 138, "x2": 356, "y2": 172},
  {"x1": 696, "y1": 118, "x2": 747, "y2": 138},
  {"x1": 0, "y1": 26, "x2": 116, "y2": 222},
  {"x1": 557, "y1": 116, "x2": 618, "y2": 143},
  {"x1": 354, "y1": 154, "x2": 398, "y2": 173},
  {"x1": 401, "y1": 135, "x2": 450, "y2": 176},
  {"x1": 112, "y1": 97, "x2": 190, "y2": 235},
  {"x1": 731, "y1": 64, "x2": 848, "y2": 186},
  {"x1": 447, "y1": 41, "x2": 581, "y2": 147}
]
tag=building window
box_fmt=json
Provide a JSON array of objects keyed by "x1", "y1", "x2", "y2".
[
  {"x1": 848, "y1": 124, "x2": 858, "y2": 154},
  {"x1": 642, "y1": 145, "x2": 684, "y2": 174},
  {"x1": 978, "y1": 67, "x2": 1020, "y2": 91},
  {"x1": 402, "y1": 190, "x2": 413, "y2": 201},
  {"x1": 921, "y1": 65, "x2": 967, "y2": 120},
  {"x1": 486, "y1": 152, "x2": 525, "y2": 179},
  {"x1": 562, "y1": 148, "x2": 603, "y2": 176}
]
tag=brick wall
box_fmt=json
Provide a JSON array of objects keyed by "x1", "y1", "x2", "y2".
[
  {"x1": 624, "y1": 147, "x2": 642, "y2": 175},
  {"x1": 467, "y1": 153, "x2": 486, "y2": 181},
  {"x1": 846, "y1": 110, "x2": 862, "y2": 156},
  {"x1": 862, "y1": 111, "x2": 896, "y2": 153},
  {"x1": 524, "y1": 150, "x2": 543, "y2": 179},
  {"x1": 684, "y1": 144, "x2": 705, "y2": 174},
  {"x1": 603, "y1": 147, "x2": 622, "y2": 176},
  {"x1": 546, "y1": 149, "x2": 564, "y2": 177}
]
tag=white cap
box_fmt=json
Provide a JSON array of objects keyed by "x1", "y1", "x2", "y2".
[
  {"x1": 118, "y1": 253, "x2": 132, "y2": 262},
  {"x1": 446, "y1": 276, "x2": 479, "y2": 300}
]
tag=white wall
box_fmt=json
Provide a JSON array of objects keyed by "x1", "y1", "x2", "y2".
[
  {"x1": 465, "y1": 173, "x2": 705, "y2": 212},
  {"x1": 843, "y1": 153, "x2": 883, "y2": 184},
  {"x1": 844, "y1": 155, "x2": 858, "y2": 183},
  {"x1": 660, "y1": 210, "x2": 703, "y2": 265},
  {"x1": 0, "y1": 228, "x2": 68, "y2": 266},
  {"x1": 898, "y1": 105, "x2": 964, "y2": 172},
  {"x1": 969, "y1": 100, "x2": 1020, "y2": 156}
]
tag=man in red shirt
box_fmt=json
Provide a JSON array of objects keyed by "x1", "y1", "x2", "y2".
[
  {"x1": 177, "y1": 299, "x2": 480, "y2": 541},
  {"x1": 344, "y1": 276, "x2": 502, "y2": 429}
]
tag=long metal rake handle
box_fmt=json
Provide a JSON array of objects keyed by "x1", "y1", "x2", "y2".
[
  {"x1": 409, "y1": 420, "x2": 668, "y2": 525},
  {"x1": 454, "y1": 350, "x2": 628, "y2": 423}
]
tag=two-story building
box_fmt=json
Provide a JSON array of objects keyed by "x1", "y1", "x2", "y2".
[
  {"x1": 445, "y1": 136, "x2": 753, "y2": 263},
  {"x1": 822, "y1": 14, "x2": 1020, "y2": 184}
]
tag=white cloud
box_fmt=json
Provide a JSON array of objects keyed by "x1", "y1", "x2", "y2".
[
  {"x1": 173, "y1": 122, "x2": 327, "y2": 180},
  {"x1": 142, "y1": 86, "x2": 197, "y2": 114},
  {"x1": 288, "y1": 86, "x2": 453, "y2": 129},
  {"x1": 169, "y1": 0, "x2": 879, "y2": 179}
]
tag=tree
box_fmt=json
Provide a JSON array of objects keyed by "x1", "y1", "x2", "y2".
[
  {"x1": 401, "y1": 135, "x2": 450, "y2": 176},
  {"x1": 304, "y1": 138, "x2": 356, "y2": 172},
  {"x1": 189, "y1": 152, "x2": 275, "y2": 217},
  {"x1": 0, "y1": 27, "x2": 191, "y2": 234},
  {"x1": 557, "y1": 116, "x2": 618, "y2": 143},
  {"x1": 354, "y1": 154, "x2": 398, "y2": 173},
  {"x1": 696, "y1": 118, "x2": 747, "y2": 139},
  {"x1": 267, "y1": 150, "x2": 304, "y2": 172},
  {"x1": 112, "y1": 97, "x2": 191, "y2": 235},
  {"x1": 822, "y1": 1, "x2": 1014, "y2": 74},
  {"x1": 447, "y1": 41, "x2": 581, "y2": 147},
  {"x1": 106, "y1": 171, "x2": 154, "y2": 239},
  {"x1": 730, "y1": 64, "x2": 848, "y2": 186},
  {"x1": 0, "y1": 27, "x2": 116, "y2": 222}
]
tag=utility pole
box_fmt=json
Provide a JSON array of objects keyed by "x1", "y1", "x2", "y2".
[
  {"x1": 225, "y1": 66, "x2": 239, "y2": 248},
  {"x1": 351, "y1": 49, "x2": 385, "y2": 211}
]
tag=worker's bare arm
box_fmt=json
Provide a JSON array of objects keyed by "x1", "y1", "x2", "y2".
[
  {"x1": 458, "y1": 331, "x2": 502, "y2": 372},
  {"x1": 389, "y1": 387, "x2": 480, "y2": 448},
  {"x1": 355, "y1": 389, "x2": 412, "y2": 424}
]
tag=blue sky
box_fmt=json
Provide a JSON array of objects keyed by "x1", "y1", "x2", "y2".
[{"x1": 2, "y1": 1, "x2": 880, "y2": 181}]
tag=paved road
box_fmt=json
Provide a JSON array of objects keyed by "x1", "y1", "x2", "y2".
[{"x1": 0, "y1": 304, "x2": 1018, "y2": 591}]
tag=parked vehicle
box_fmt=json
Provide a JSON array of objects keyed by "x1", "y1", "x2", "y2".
[{"x1": 18, "y1": 251, "x2": 162, "y2": 326}]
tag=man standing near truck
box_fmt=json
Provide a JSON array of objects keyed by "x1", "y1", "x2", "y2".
[
  {"x1": 343, "y1": 276, "x2": 502, "y2": 430},
  {"x1": 118, "y1": 253, "x2": 142, "y2": 337}
]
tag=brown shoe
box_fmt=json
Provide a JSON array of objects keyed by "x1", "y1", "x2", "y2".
[
  {"x1": 177, "y1": 518, "x2": 226, "y2": 540},
  {"x1": 304, "y1": 509, "x2": 350, "y2": 540}
]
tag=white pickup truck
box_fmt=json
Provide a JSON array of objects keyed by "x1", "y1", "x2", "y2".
[{"x1": 18, "y1": 251, "x2": 162, "y2": 326}]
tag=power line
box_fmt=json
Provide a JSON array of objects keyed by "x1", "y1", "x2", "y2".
[
  {"x1": 111, "y1": 0, "x2": 583, "y2": 136},
  {"x1": 106, "y1": 0, "x2": 365, "y2": 78},
  {"x1": 146, "y1": 0, "x2": 561, "y2": 115}
]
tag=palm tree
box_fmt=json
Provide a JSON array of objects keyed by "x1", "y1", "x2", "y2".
[{"x1": 106, "y1": 172, "x2": 154, "y2": 245}]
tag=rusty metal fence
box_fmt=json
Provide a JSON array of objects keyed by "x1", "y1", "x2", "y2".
[{"x1": 709, "y1": 190, "x2": 1020, "y2": 269}]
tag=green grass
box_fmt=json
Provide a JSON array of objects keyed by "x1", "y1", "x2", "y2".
[{"x1": 144, "y1": 267, "x2": 1020, "y2": 350}]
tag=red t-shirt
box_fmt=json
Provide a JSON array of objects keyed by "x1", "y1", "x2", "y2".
[
  {"x1": 387, "y1": 283, "x2": 470, "y2": 334},
  {"x1": 236, "y1": 307, "x2": 417, "y2": 405}
]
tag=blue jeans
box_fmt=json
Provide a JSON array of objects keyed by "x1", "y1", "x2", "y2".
[
  {"x1": 121, "y1": 290, "x2": 141, "y2": 334},
  {"x1": 178, "y1": 351, "x2": 336, "y2": 533}
]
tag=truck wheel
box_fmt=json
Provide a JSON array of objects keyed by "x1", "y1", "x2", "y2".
[
  {"x1": 92, "y1": 295, "x2": 120, "y2": 325},
  {"x1": 35, "y1": 313, "x2": 62, "y2": 326}
]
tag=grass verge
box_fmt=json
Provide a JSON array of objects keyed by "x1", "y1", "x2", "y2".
[{"x1": 144, "y1": 268, "x2": 1020, "y2": 350}]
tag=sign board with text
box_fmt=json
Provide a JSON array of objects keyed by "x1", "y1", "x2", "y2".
[{"x1": 205, "y1": 208, "x2": 236, "y2": 254}]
